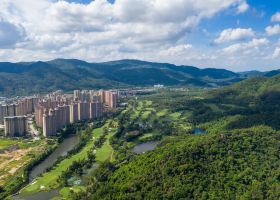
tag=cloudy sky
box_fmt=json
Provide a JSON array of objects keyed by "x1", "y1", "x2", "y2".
[{"x1": 0, "y1": 0, "x2": 279, "y2": 71}]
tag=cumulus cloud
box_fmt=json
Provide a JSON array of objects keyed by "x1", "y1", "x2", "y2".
[
  {"x1": 237, "y1": 1, "x2": 249, "y2": 14},
  {"x1": 215, "y1": 28, "x2": 254, "y2": 44},
  {"x1": 272, "y1": 47, "x2": 280, "y2": 59},
  {"x1": 0, "y1": 18, "x2": 26, "y2": 48},
  {"x1": 1, "y1": 0, "x2": 276, "y2": 71},
  {"x1": 223, "y1": 38, "x2": 269, "y2": 54},
  {"x1": 0, "y1": 0, "x2": 249, "y2": 52},
  {"x1": 265, "y1": 24, "x2": 280, "y2": 36},
  {"x1": 271, "y1": 12, "x2": 280, "y2": 22},
  {"x1": 161, "y1": 44, "x2": 192, "y2": 56}
]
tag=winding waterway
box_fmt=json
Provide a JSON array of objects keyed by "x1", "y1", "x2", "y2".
[
  {"x1": 12, "y1": 135, "x2": 79, "y2": 200},
  {"x1": 29, "y1": 135, "x2": 79, "y2": 181}
]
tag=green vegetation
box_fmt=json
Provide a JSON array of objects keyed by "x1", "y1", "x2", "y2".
[
  {"x1": 73, "y1": 75, "x2": 280, "y2": 199},
  {"x1": 0, "y1": 139, "x2": 18, "y2": 150},
  {"x1": 20, "y1": 119, "x2": 117, "y2": 198},
  {"x1": 3, "y1": 74, "x2": 280, "y2": 199},
  {"x1": 86, "y1": 126, "x2": 280, "y2": 200},
  {"x1": 0, "y1": 138, "x2": 57, "y2": 199},
  {"x1": 95, "y1": 131, "x2": 115, "y2": 162},
  {"x1": 0, "y1": 59, "x2": 247, "y2": 96}
]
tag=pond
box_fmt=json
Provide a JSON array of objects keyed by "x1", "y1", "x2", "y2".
[
  {"x1": 194, "y1": 128, "x2": 206, "y2": 135},
  {"x1": 132, "y1": 141, "x2": 159, "y2": 154}
]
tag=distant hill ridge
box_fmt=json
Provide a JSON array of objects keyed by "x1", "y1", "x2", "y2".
[{"x1": 0, "y1": 59, "x2": 279, "y2": 96}]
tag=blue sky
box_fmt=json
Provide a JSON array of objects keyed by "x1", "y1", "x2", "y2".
[{"x1": 0, "y1": 0, "x2": 279, "y2": 71}]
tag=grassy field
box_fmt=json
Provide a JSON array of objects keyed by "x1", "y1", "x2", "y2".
[
  {"x1": 156, "y1": 109, "x2": 168, "y2": 117},
  {"x1": 0, "y1": 139, "x2": 18, "y2": 150},
  {"x1": 20, "y1": 121, "x2": 116, "y2": 195},
  {"x1": 141, "y1": 111, "x2": 151, "y2": 120},
  {"x1": 54, "y1": 185, "x2": 86, "y2": 200},
  {"x1": 169, "y1": 112, "x2": 181, "y2": 119},
  {"x1": 95, "y1": 131, "x2": 115, "y2": 162},
  {"x1": 58, "y1": 123, "x2": 117, "y2": 200}
]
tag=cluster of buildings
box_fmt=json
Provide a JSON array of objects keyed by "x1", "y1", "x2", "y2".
[
  {"x1": 0, "y1": 90, "x2": 119, "y2": 137},
  {"x1": 0, "y1": 97, "x2": 39, "y2": 137}
]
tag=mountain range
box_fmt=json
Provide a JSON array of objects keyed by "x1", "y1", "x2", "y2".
[{"x1": 0, "y1": 59, "x2": 279, "y2": 96}]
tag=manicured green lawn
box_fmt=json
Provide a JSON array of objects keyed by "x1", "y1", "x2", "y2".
[
  {"x1": 131, "y1": 110, "x2": 140, "y2": 119},
  {"x1": 21, "y1": 123, "x2": 115, "y2": 195},
  {"x1": 58, "y1": 185, "x2": 86, "y2": 200},
  {"x1": 141, "y1": 111, "x2": 151, "y2": 120},
  {"x1": 156, "y1": 109, "x2": 168, "y2": 117},
  {"x1": 95, "y1": 131, "x2": 115, "y2": 162},
  {"x1": 170, "y1": 112, "x2": 181, "y2": 119},
  {"x1": 139, "y1": 133, "x2": 154, "y2": 140},
  {"x1": 136, "y1": 101, "x2": 143, "y2": 110},
  {"x1": 145, "y1": 100, "x2": 153, "y2": 106},
  {"x1": 145, "y1": 107, "x2": 156, "y2": 112}
]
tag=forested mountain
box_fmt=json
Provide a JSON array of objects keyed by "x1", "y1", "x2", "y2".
[
  {"x1": 74, "y1": 75, "x2": 280, "y2": 200},
  {"x1": 0, "y1": 58, "x2": 263, "y2": 96}
]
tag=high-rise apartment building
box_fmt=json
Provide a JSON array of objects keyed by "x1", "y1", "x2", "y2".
[
  {"x1": 70, "y1": 103, "x2": 79, "y2": 123},
  {"x1": 43, "y1": 109, "x2": 57, "y2": 137},
  {"x1": 104, "y1": 91, "x2": 118, "y2": 109},
  {"x1": 35, "y1": 105, "x2": 45, "y2": 127},
  {"x1": 65, "y1": 105, "x2": 70, "y2": 125},
  {"x1": 90, "y1": 101, "x2": 103, "y2": 119},
  {"x1": 74, "y1": 90, "x2": 81, "y2": 101},
  {"x1": 0, "y1": 105, "x2": 7, "y2": 124},
  {"x1": 78, "y1": 101, "x2": 90, "y2": 121},
  {"x1": 4, "y1": 116, "x2": 28, "y2": 137},
  {"x1": 7, "y1": 104, "x2": 16, "y2": 116}
]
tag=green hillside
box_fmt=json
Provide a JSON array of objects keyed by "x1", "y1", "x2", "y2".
[
  {"x1": 0, "y1": 59, "x2": 244, "y2": 96},
  {"x1": 73, "y1": 75, "x2": 280, "y2": 200}
]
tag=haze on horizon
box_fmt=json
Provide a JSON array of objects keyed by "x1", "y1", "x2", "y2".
[{"x1": 0, "y1": 0, "x2": 280, "y2": 71}]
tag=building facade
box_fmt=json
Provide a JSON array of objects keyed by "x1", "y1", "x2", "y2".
[{"x1": 4, "y1": 116, "x2": 28, "y2": 137}]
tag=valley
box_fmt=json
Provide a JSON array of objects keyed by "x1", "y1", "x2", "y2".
[{"x1": 0, "y1": 75, "x2": 279, "y2": 199}]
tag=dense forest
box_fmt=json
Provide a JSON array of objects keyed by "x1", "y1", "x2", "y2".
[{"x1": 73, "y1": 75, "x2": 280, "y2": 199}]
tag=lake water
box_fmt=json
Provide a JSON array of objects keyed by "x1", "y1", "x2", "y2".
[
  {"x1": 194, "y1": 128, "x2": 206, "y2": 135},
  {"x1": 132, "y1": 141, "x2": 159, "y2": 154},
  {"x1": 12, "y1": 189, "x2": 59, "y2": 200}
]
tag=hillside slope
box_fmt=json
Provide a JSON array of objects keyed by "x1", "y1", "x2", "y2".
[
  {"x1": 74, "y1": 75, "x2": 280, "y2": 200},
  {"x1": 0, "y1": 59, "x2": 243, "y2": 96}
]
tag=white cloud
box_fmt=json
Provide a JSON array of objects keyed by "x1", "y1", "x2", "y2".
[
  {"x1": 215, "y1": 28, "x2": 254, "y2": 44},
  {"x1": 161, "y1": 44, "x2": 192, "y2": 56},
  {"x1": 0, "y1": 0, "x2": 249, "y2": 53},
  {"x1": 271, "y1": 12, "x2": 280, "y2": 22},
  {"x1": 272, "y1": 47, "x2": 280, "y2": 59},
  {"x1": 0, "y1": 18, "x2": 26, "y2": 48},
  {"x1": 265, "y1": 24, "x2": 280, "y2": 36},
  {"x1": 0, "y1": 0, "x2": 277, "y2": 71},
  {"x1": 237, "y1": 1, "x2": 249, "y2": 14},
  {"x1": 223, "y1": 38, "x2": 269, "y2": 54}
]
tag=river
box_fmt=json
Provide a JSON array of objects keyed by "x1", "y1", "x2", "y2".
[
  {"x1": 29, "y1": 135, "x2": 79, "y2": 181},
  {"x1": 12, "y1": 134, "x2": 79, "y2": 200}
]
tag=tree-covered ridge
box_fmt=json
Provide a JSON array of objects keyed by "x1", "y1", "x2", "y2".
[
  {"x1": 88, "y1": 126, "x2": 280, "y2": 200},
  {"x1": 73, "y1": 75, "x2": 280, "y2": 200},
  {"x1": 0, "y1": 59, "x2": 273, "y2": 96}
]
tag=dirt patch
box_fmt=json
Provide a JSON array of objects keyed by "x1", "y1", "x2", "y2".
[{"x1": 0, "y1": 148, "x2": 33, "y2": 186}]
